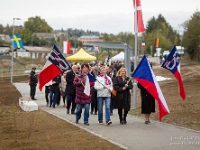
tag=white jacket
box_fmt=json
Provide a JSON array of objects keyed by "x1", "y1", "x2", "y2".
[{"x1": 94, "y1": 75, "x2": 113, "y2": 97}]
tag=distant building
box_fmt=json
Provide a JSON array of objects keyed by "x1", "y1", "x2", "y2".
[
  {"x1": 16, "y1": 46, "x2": 50, "y2": 59},
  {"x1": 0, "y1": 46, "x2": 10, "y2": 55},
  {"x1": 78, "y1": 35, "x2": 104, "y2": 43},
  {"x1": 0, "y1": 34, "x2": 11, "y2": 43}
]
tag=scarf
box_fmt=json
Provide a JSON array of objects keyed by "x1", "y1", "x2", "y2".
[{"x1": 98, "y1": 74, "x2": 111, "y2": 85}]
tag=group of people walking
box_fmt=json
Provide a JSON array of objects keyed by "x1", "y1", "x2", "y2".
[{"x1": 29, "y1": 61, "x2": 155, "y2": 126}]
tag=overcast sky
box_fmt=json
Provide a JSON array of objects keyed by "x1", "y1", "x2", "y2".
[{"x1": 0, "y1": 0, "x2": 199, "y2": 34}]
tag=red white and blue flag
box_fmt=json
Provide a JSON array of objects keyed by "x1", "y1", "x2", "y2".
[
  {"x1": 132, "y1": 55, "x2": 170, "y2": 121},
  {"x1": 84, "y1": 73, "x2": 96, "y2": 97},
  {"x1": 141, "y1": 40, "x2": 145, "y2": 48},
  {"x1": 38, "y1": 44, "x2": 71, "y2": 91},
  {"x1": 161, "y1": 45, "x2": 186, "y2": 100}
]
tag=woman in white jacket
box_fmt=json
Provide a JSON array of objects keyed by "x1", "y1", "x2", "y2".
[{"x1": 94, "y1": 66, "x2": 113, "y2": 125}]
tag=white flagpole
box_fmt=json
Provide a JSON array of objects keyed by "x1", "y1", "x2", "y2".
[{"x1": 133, "y1": 0, "x2": 138, "y2": 109}]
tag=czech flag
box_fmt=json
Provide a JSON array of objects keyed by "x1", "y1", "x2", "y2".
[
  {"x1": 161, "y1": 45, "x2": 186, "y2": 100},
  {"x1": 132, "y1": 55, "x2": 170, "y2": 121},
  {"x1": 84, "y1": 73, "x2": 96, "y2": 97},
  {"x1": 38, "y1": 44, "x2": 71, "y2": 91}
]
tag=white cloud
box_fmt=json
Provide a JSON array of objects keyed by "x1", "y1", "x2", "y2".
[{"x1": 0, "y1": 0, "x2": 199, "y2": 34}]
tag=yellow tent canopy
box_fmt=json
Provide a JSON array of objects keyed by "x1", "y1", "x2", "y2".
[{"x1": 66, "y1": 48, "x2": 96, "y2": 61}]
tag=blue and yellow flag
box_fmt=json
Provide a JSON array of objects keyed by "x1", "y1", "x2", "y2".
[{"x1": 10, "y1": 34, "x2": 24, "y2": 49}]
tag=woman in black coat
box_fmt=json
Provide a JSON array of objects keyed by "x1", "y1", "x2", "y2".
[
  {"x1": 137, "y1": 83, "x2": 155, "y2": 124},
  {"x1": 113, "y1": 68, "x2": 133, "y2": 124}
]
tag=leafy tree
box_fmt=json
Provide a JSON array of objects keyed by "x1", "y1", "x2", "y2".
[
  {"x1": 182, "y1": 11, "x2": 200, "y2": 61},
  {"x1": 20, "y1": 16, "x2": 53, "y2": 40},
  {"x1": 144, "y1": 14, "x2": 180, "y2": 55}
]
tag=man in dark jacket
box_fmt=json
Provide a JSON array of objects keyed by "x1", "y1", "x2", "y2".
[
  {"x1": 30, "y1": 67, "x2": 38, "y2": 100},
  {"x1": 66, "y1": 65, "x2": 79, "y2": 114},
  {"x1": 50, "y1": 75, "x2": 61, "y2": 108},
  {"x1": 90, "y1": 66, "x2": 100, "y2": 115},
  {"x1": 107, "y1": 65, "x2": 116, "y2": 115}
]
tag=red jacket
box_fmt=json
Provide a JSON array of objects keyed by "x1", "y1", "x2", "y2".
[{"x1": 73, "y1": 73, "x2": 93, "y2": 104}]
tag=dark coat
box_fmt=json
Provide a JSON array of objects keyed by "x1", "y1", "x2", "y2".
[
  {"x1": 50, "y1": 75, "x2": 61, "y2": 93},
  {"x1": 113, "y1": 76, "x2": 133, "y2": 111},
  {"x1": 91, "y1": 72, "x2": 98, "y2": 105},
  {"x1": 29, "y1": 71, "x2": 38, "y2": 86},
  {"x1": 137, "y1": 83, "x2": 155, "y2": 114},
  {"x1": 73, "y1": 73, "x2": 93, "y2": 104},
  {"x1": 65, "y1": 70, "x2": 76, "y2": 95}
]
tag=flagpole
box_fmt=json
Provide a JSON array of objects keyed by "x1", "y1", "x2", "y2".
[
  {"x1": 133, "y1": 0, "x2": 138, "y2": 109},
  {"x1": 11, "y1": 18, "x2": 15, "y2": 84}
]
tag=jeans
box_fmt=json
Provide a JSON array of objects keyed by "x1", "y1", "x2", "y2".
[
  {"x1": 76, "y1": 104, "x2": 90, "y2": 123},
  {"x1": 50, "y1": 91, "x2": 58, "y2": 106},
  {"x1": 97, "y1": 97, "x2": 111, "y2": 122}
]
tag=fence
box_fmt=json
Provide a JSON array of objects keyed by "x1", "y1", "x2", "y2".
[{"x1": 0, "y1": 66, "x2": 42, "y2": 81}]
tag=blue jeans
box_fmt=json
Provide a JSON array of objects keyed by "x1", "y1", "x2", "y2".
[
  {"x1": 97, "y1": 97, "x2": 111, "y2": 122},
  {"x1": 50, "y1": 91, "x2": 58, "y2": 106},
  {"x1": 76, "y1": 104, "x2": 90, "y2": 123}
]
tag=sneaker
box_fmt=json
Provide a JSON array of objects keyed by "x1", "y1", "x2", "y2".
[
  {"x1": 94, "y1": 112, "x2": 97, "y2": 115},
  {"x1": 145, "y1": 121, "x2": 149, "y2": 124},
  {"x1": 90, "y1": 111, "x2": 93, "y2": 114},
  {"x1": 53, "y1": 105, "x2": 55, "y2": 108},
  {"x1": 84, "y1": 122, "x2": 89, "y2": 126},
  {"x1": 99, "y1": 121, "x2": 104, "y2": 125},
  {"x1": 106, "y1": 120, "x2": 112, "y2": 126},
  {"x1": 67, "y1": 109, "x2": 69, "y2": 114},
  {"x1": 75, "y1": 120, "x2": 79, "y2": 124}
]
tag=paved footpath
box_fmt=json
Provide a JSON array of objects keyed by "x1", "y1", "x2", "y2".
[{"x1": 14, "y1": 83, "x2": 200, "y2": 150}]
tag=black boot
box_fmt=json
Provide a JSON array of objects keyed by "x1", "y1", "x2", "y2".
[{"x1": 124, "y1": 118, "x2": 127, "y2": 124}]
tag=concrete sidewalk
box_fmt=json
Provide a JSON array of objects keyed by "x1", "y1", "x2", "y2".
[{"x1": 14, "y1": 83, "x2": 200, "y2": 150}]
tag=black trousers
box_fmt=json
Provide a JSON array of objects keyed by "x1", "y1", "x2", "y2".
[
  {"x1": 91, "y1": 101, "x2": 97, "y2": 113},
  {"x1": 57, "y1": 91, "x2": 61, "y2": 105},
  {"x1": 30, "y1": 85, "x2": 36, "y2": 99},
  {"x1": 66, "y1": 94, "x2": 76, "y2": 112},
  {"x1": 45, "y1": 86, "x2": 50, "y2": 103},
  {"x1": 118, "y1": 108, "x2": 128, "y2": 121}
]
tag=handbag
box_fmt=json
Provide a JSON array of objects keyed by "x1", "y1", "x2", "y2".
[{"x1": 112, "y1": 89, "x2": 117, "y2": 96}]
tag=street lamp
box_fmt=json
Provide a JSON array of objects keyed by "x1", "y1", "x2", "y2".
[{"x1": 11, "y1": 18, "x2": 21, "y2": 84}]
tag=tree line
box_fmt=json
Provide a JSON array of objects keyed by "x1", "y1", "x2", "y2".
[{"x1": 0, "y1": 11, "x2": 200, "y2": 61}]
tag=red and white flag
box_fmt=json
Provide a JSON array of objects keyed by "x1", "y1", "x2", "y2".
[
  {"x1": 63, "y1": 41, "x2": 71, "y2": 54},
  {"x1": 38, "y1": 44, "x2": 71, "y2": 91},
  {"x1": 133, "y1": 0, "x2": 145, "y2": 33},
  {"x1": 94, "y1": 45, "x2": 99, "y2": 52}
]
